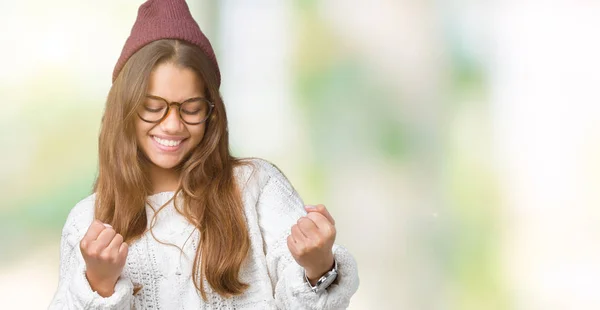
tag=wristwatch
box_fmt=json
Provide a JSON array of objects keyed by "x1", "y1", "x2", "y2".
[{"x1": 304, "y1": 260, "x2": 338, "y2": 294}]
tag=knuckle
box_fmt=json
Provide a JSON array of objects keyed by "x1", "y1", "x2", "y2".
[
  {"x1": 92, "y1": 220, "x2": 104, "y2": 229},
  {"x1": 100, "y1": 252, "x2": 112, "y2": 261},
  {"x1": 301, "y1": 216, "x2": 314, "y2": 225},
  {"x1": 87, "y1": 248, "x2": 100, "y2": 257},
  {"x1": 328, "y1": 226, "x2": 337, "y2": 238}
]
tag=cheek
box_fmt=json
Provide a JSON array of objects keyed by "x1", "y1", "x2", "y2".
[
  {"x1": 135, "y1": 121, "x2": 153, "y2": 144},
  {"x1": 187, "y1": 125, "x2": 206, "y2": 143}
]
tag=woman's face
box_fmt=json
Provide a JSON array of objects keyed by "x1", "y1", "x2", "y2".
[{"x1": 135, "y1": 62, "x2": 207, "y2": 170}]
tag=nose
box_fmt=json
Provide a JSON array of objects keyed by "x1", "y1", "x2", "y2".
[{"x1": 159, "y1": 106, "x2": 185, "y2": 133}]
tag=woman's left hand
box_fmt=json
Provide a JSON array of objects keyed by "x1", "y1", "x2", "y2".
[{"x1": 287, "y1": 204, "x2": 337, "y2": 285}]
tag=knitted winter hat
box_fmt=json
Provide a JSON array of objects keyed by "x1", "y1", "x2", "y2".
[{"x1": 112, "y1": 0, "x2": 220, "y2": 86}]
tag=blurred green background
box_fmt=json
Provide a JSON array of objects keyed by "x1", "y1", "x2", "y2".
[{"x1": 2, "y1": 1, "x2": 600, "y2": 309}]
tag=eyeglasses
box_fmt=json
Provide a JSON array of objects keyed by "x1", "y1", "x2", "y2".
[{"x1": 138, "y1": 94, "x2": 214, "y2": 125}]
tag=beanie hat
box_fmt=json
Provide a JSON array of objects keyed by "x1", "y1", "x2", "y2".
[{"x1": 112, "y1": 0, "x2": 220, "y2": 86}]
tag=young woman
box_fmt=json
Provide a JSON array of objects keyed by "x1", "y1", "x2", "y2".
[{"x1": 49, "y1": 0, "x2": 359, "y2": 309}]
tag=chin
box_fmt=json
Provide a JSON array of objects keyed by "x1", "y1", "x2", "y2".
[{"x1": 149, "y1": 156, "x2": 184, "y2": 170}]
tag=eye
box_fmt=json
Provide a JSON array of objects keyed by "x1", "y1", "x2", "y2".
[
  {"x1": 181, "y1": 100, "x2": 206, "y2": 114},
  {"x1": 182, "y1": 110, "x2": 199, "y2": 115},
  {"x1": 144, "y1": 106, "x2": 164, "y2": 113},
  {"x1": 143, "y1": 97, "x2": 166, "y2": 112}
]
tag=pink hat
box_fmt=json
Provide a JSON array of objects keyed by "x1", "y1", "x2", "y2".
[{"x1": 112, "y1": 0, "x2": 220, "y2": 86}]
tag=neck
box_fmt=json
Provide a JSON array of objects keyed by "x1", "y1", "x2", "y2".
[{"x1": 149, "y1": 164, "x2": 180, "y2": 194}]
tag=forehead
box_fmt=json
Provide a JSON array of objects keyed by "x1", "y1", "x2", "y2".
[{"x1": 147, "y1": 62, "x2": 205, "y2": 101}]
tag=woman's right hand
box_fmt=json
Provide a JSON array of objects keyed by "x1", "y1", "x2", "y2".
[{"x1": 79, "y1": 219, "x2": 129, "y2": 297}]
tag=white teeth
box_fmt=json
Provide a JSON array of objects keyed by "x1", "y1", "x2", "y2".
[{"x1": 153, "y1": 136, "x2": 182, "y2": 147}]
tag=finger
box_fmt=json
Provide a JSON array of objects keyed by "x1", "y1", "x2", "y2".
[
  {"x1": 81, "y1": 220, "x2": 107, "y2": 248},
  {"x1": 291, "y1": 224, "x2": 307, "y2": 243},
  {"x1": 286, "y1": 235, "x2": 297, "y2": 253},
  {"x1": 118, "y1": 242, "x2": 129, "y2": 261},
  {"x1": 297, "y1": 216, "x2": 320, "y2": 240},
  {"x1": 306, "y1": 212, "x2": 334, "y2": 233},
  {"x1": 107, "y1": 233, "x2": 124, "y2": 255},
  {"x1": 92, "y1": 227, "x2": 117, "y2": 249},
  {"x1": 305, "y1": 204, "x2": 335, "y2": 225},
  {"x1": 308, "y1": 212, "x2": 336, "y2": 242}
]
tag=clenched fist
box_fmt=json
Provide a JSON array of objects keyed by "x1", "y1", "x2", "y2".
[
  {"x1": 287, "y1": 204, "x2": 337, "y2": 285},
  {"x1": 80, "y1": 220, "x2": 129, "y2": 297}
]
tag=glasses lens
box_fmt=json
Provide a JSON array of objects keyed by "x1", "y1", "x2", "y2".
[
  {"x1": 139, "y1": 97, "x2": 167, "y2": 122},
  {"x1": 181, "y1": 99, "x2": 210, "y2": 124}
]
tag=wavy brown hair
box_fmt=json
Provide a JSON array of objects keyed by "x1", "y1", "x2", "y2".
[{"x1": 94, "y1": 39, "x2": 251, "y2": 300}]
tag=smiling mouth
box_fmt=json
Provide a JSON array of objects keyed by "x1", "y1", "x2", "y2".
[{"x1": 152, "y1": 135, "x2": 186, "y2": 147}]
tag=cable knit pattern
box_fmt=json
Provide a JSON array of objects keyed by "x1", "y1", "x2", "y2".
[{"x1": 49, "y1": 159, "x2": 359, "y2": 309}]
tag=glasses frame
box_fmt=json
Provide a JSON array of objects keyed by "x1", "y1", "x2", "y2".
[{"x1": 138, "y1": 94, "x2": 215, "y2": 125}]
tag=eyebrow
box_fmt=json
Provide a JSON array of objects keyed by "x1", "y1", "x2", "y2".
[{"x1": 146, "y1": 94, "x2": 206, "y2": 104}]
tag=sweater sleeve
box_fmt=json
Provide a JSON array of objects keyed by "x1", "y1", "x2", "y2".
[
  {"x1": 49, "y1": 196, "x2": 134, "y2": 310},
  {"x1": 254, "y1": 161, "x2": 359, "y2": 310}
]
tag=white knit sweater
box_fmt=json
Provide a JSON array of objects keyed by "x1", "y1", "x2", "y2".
[{"x1": 49, "y1": 159, "x2": 359, "y2": 309}]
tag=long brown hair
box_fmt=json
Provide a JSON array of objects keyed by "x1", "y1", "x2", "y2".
[{"x1": 94, "y1": 39, "x2": 251, "y2": 300}]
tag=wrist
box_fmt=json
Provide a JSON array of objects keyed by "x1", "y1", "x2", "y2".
[
  {"x1": 86, "y1": 271, "x2": 117, "y2": 297},
  {"x1": 304, "y1": 258, "x2": 339, "y2": 293},
  {"x1": 305, "y1": 256, "x2": 335, "y2": 285}
]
